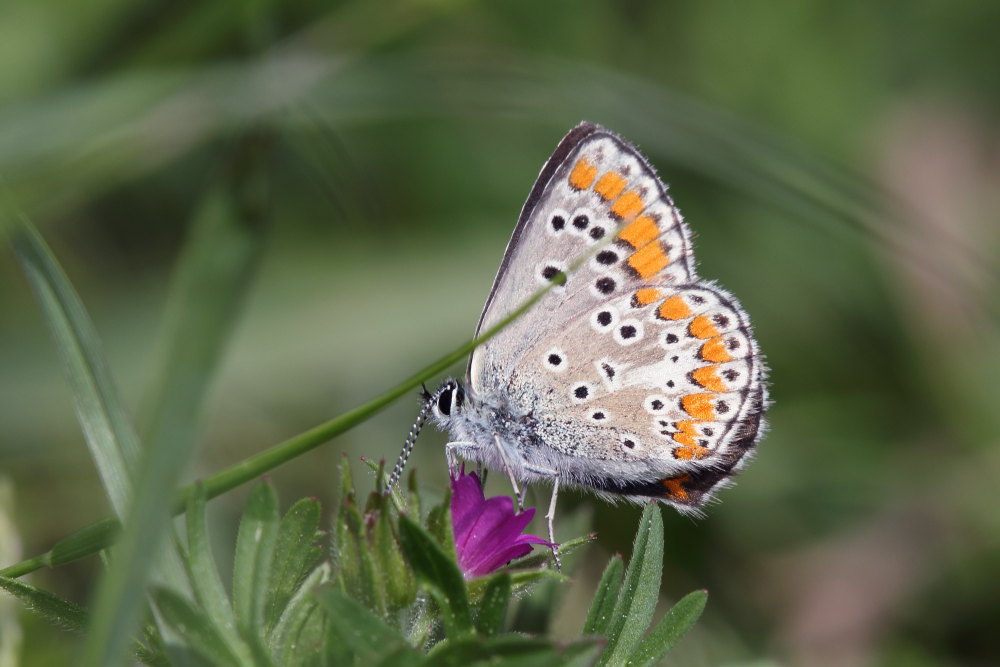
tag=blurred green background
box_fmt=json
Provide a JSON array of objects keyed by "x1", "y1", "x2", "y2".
[{"x1": 2, "y1": 1, "x2": 999, "y2": 664}]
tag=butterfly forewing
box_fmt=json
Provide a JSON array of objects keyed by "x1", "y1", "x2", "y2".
[{"x1": 469, "y1": 126, "x2": 694, "y2": 394}]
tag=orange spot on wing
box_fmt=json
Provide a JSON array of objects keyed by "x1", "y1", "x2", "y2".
[
  {"x1": 618, "y1": 215, "x2": 659, "y2": 248},
  {"x1": 691, "y1": 366, "x2": 727, "y2": 392},
  {"x1": 681, "y1": 393, "x2": 716, "y2": 421},
  {"x1": 569, "y1": 159, "x2": 597, "y2": 190},
  {"x1": 700, "y1": 337, "x2": 733, "y2": 363},
  {"x1": 627, "y1": 242, "x2": 669, "y2": 279},
  {"x1": 671, "y1": 420, "x2": 700, "y2": 447},
  {"x1": 657, "y1": 295, "x2": 692, "y2": 320},
  {"x1": 633, "y1": 288, "x2": 662, "y2": 306},
  {"x1": 594, "y1": 172, "x2": 627, "y2": 200},
  {"x1": 662, "y1": 474, "x2": 691, "y2": 501},
  {"x1": 673, "y1": 445, "x2": 710, "y2": 460},
  {"x1": 610, "y1": 189, "x2": 644, "y2": 220},
  {"x1": 689, "y1": 315, "x2": 720, "y2": 339}
]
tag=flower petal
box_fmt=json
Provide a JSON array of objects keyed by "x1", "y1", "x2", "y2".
[
  {"x1": 464, "y1": 533, "x2": 553, "y2": 577},
  {"x1": 450, "y1": 471, "x2": 485, "y2": 544},
  {"x1": 449, "y1": 470, "x2": 552, "y2": 579}
]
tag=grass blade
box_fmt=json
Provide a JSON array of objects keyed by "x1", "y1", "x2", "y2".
[
  {"x1": 9, "y1": 217, "x2": 139, "y2": 518},
  {"x1": 138, "y1": 129, "x2": 269, "y2": 461}
]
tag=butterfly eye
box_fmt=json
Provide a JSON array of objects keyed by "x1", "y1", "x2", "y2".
[
  {"x1": 436, "y1": 388, "x2": 453, "y2": 416},
  {"x1": 436, "y1": 384, "x2": 466, "y2": 417}
]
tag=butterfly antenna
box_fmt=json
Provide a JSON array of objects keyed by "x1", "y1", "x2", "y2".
[{"x1": 386, "y1": 390, "x2": 436, "y2": 493}]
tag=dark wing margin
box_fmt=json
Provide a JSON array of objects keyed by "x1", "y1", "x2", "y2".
[{"x1": 589, "y1": 387, "x2": 766, "y2": 510}]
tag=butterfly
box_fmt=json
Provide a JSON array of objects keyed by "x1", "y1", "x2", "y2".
[{"x1": 390, "y1": 122, "x2": 767, "y2": 554}]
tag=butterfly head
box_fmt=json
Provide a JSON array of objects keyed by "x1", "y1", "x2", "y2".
[
  {"x1": 386, "y1": 379, "x2": 467, "y2": 492},
  {"x1": 429, "y1": 379, "x2": 466, "y2": 425}
]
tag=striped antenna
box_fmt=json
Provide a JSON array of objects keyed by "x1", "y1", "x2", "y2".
[{"x1": 386, "y1": 388, "x2": 438, "y2": 492}]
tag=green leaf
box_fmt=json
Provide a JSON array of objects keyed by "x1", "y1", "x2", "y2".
[
  {"x1": 631, "y1": 590, "x2": 709, "y2": 667},
  {"x1": 270, "y1": 563, "x2": 330, "y2": 664},
  {"x1": 152, "y1": 587, "x2": 244, "y2": 667},
  {"x1": 315, "y1": 587, "x2": 415, "y2": 664},
  {"x1": 373, "y1": 647, "x2": 427, "y2": 667},
  {"x1": 424, "y1": 635, "x2": 601, "y2": 666},
  {"x1": 266, "y1": 497, "x2": 323, "y2": 633},
  {"x1": 182, "y1": 483, "x2": 256, "y2": 664},
  {"x1": 373, "y1": 493, "x2": 415, "y2": 614},
  {"x1": 335, "y1": 490, "x2": 383, "y2": 615},
  {"x1": 396, "y1": 514, "x2": 473, "y2": 638},
  {"x1": 406, "y1": 468, "x2": 422, "y2": 521},
  {"x1": 506, "y1": 532, "x2": 595, "y2": 571},
  {"x1": 424, "y1": 487, "x2": 454, "y2": 554},
  {"x1": 474, "y1": 573, "x2": 511, "y2": 637},
  {"x1": 583, "y1": 554, "x2": 623, "y2": 636},
  {"x1": 0, "y1": 575, "x2": 88, "y2": 632},
  {"x1": 233, "y1": 480, "x2": 281, "y2": 639},
  {"x1": 596, "y1": 504, "x2": 664, "y2": 667}
]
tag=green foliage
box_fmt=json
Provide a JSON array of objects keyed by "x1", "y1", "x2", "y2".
[{"x1": 154, "y1": 479, "x2": 328, "y2": 666}]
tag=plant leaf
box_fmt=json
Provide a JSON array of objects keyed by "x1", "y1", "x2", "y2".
[
  {"x1": 270, "y1": 563, "x2": 330, "y2": 664},
  {"x1": 596, "y1": 504, "x2": 664, "y2": 667},
  {"x1": 373, "y1": 492, "x2": 415, "y2": 615},
  {"x1": 474, "y1": 573, "x2": 511, "y2": 637},
  {"x1": 335, "y1": 488, "x2": 384, "y2": 615},
  {"x1": 396, "y1": 514, "x2": 473, "y2": 638},
  {"x1": 152, "y1": 587, "x2": 244, "y2": 667},
  {"x1": 266, "y1": 497, "x2": 322, "y2": 633},
  {"x1": 583, "y1": 554, "x2": 623, "y2": 636},
  {"x1": 631, "y1": 590, "x2": 708, "y2": 667},
  {"x1": 315, "y1": 586, "x2": 415, "y2": 664},
  {"x1": 182, "y1": 483, "x2": 256, "y2": 664},
  {"x1": 233, "y1": 479, "x2": 280, "y2": 642},
  {"x1": 424, "y1": 635, "x2": 601, "y2": 666},
  {"x1": 0, "y1": 575, "x2": 88, "y2": 632}
]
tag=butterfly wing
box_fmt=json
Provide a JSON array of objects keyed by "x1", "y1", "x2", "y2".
[
  {"x1": 468, "y1": 123, "x2": 695, "y2": 391},
  {"x1": 466, "y1": 122, "x2": 766, "y2": 512}
]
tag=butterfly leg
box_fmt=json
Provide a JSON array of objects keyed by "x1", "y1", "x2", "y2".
[
  {"x1": 523, "y1": 463, "x2": 561, "y2": 572},
  {"x1": 492, "y1": 435, "x2": 523, "y2": 510},
  {"x1": 444, "y1": 441, "x2": 488, "y2": 477}
]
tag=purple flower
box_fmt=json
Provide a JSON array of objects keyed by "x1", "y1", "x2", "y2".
[{"x1": 451, "y1": 470, "x2": 552, "y2": 579}]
